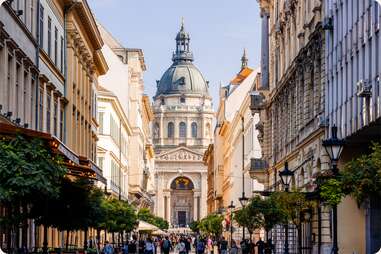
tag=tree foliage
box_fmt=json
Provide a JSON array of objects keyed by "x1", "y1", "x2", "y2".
[
  {"x1": 189, "y1": 220, "x2": 200, "y2": 233},
  {"x1": 0, "y1": 135, "x2": 67, "y2": 227},
  {"x1": 198, "y1": 214, "x2": 223, "y2": 236},
  {"x1": 234, "y1": 196, "x2": 264, "y2": 234},
  {"x1": 318, "y1": 142, "x2": 381, "y2": 206},
  {"x1": 102, "y1": 198, "x2": 137, "y2": 233}
]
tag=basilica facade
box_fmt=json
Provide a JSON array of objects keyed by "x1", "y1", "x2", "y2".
[{"x1": 152, "y1": 22, "x2": 213, "y2": 227}]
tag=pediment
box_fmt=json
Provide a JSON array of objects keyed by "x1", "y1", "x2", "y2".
[{"x1": 156, "y1": 147, "x2": 204, "y2": 162}]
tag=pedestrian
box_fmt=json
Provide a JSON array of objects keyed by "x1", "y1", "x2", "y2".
[
  {"x1": 219, "y1": 237, "x2": 228, "y2": 254},
  {"x1": 264, "y1": 239, "x2": 273, "y2": 254},
  {"x1": 122, "y1": 242, "x2": 129, "y2": 254},
  {"x1": 176, "y1": 238, "x2": 186, "y2": 254},
  {"x1": 103, "y1": 241, "x2": 114, "y2": 254},
  {"x1": 196, "y1": 238, "x2": 205, "y2": 254},
  {"x1": 255, "y1": 238, "x2": 265, "y2": 254},
  {"x1": 161, "y1": 236, "x2": 172, "y2": 254},
  {"x1": 230, "y1": 240, "x2": 238, "y2": 254},
  {"x1": 185, "y1": 237, "x2": 191, "y2": 254},
  {"x1": 241, "y1": 239, "x2": 251, "y2": 254},
  {"x1": 128, "y1": 236, "x2": 138, "y2": 254},
  {"x1": 145, "y1": 237, "x2": 155, "y2": 254}
]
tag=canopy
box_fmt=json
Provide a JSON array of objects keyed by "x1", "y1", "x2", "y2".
[
  {"x1": 151, "y1": 229, "x2": 167, "y2": 236},
  {"x1": 137, "y1": 220, "x2": 159, "y2": 231}
]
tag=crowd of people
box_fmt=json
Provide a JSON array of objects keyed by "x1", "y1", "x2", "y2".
[{"x1": 101, "y1": 234, "x2": 274, "y2": 254}]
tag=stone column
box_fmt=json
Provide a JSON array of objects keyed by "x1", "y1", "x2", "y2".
[
  {"x1": 160, "y1": 114, "x2": 164, "y2": 145},
  {"x1": 200, "y1": 173, "x2": 208, "y2": 218},
  {"x1": 193, "y1": 192, "x2": 199, "y2": 221},
  {"x1": 167, "y1": 195, "x2": 171, "y2": 225}
]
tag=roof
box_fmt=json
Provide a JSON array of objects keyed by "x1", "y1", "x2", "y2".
[
  {"x1": 156, "y1": 62, "x2": 209, "y2": 97},
  {"x1": 225, "y1": 67, "x2": 260, "y2": 122},
  {"x1": 230, "y1": 67, "x2": 254, "y2": 85}
]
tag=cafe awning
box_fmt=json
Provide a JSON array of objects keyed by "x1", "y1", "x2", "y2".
[{"x1": 137, "y1": 220, "x2": 159, "y2": 231}]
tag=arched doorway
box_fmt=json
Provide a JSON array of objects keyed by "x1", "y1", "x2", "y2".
[{"x1": 170, "y1": 176, "x2": 194, "y2": 227}]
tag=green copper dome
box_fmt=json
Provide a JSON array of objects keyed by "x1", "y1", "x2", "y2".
[{"x1": 155, "y1": 21, "x2": 209, "y2": 97}]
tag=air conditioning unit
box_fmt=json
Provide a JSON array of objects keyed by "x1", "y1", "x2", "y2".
[
  {"x1": 356, "y1": 79, "x2": 372, "y2": 97},
  {"x1": 318, "y1": 115, "x2": 329, "y2": 127},
  {"x1": 322, "y1": 17, "x2": 333, "y2": 31},
  {"x1": 275, "y1": 20, "x2": 281, "y2": 33}
]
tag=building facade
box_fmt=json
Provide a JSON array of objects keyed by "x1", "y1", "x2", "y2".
[
  {"x1": 97, "y1": 23, "x2": 154, "y2": 208},
  {"x1": 324, "y1": 1, "x2": 381, "y2": 253},
  {"x1": 253, "y1": 0, "x2": 332, "y2": 253},
  {"x1": 97, "y1": 87, "x2": 131, "y2": 200},
  {"x1": 153, "y1": 22, "x2": 213, "y2": 227},
  {"x1": 0, "y1": 0, "x2": 107, "y2": 251},
  {"x1": 205, "y1": 54, "x2": 263, "y2": 241}
]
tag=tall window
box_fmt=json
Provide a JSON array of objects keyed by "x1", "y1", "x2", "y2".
[
  {"x1": 15, "y1": 63, "x2": 20, "y2": 117},
  {"x1": 98, "y1": 112, "x2": 104, "y2": 134},
  {"x1": 39, "y1": 86, "x2": 43, "y2": 131},
  {"x1": 46, "y1": 92, "x2": 51, "y2": 132},
  {"x1": 39, "y1": 4, "x2": 44, "y2": 47},
  {"x1": 47, "y1": 16, "x2": 51, "y2": 56},
  {"x1": 59, "y1": 108, "x2": 64, "y2": 141},
  {"x1": 179, "y1": 122, "x2": 186, "y2": 138},
  {"x1": 53, "y1": 100, "x2": 57, "y2": 136},
  {"x1": 191, "y1": 122, "x2": 197, "y2": 138},
  {"x1": 167, "y1": 122, "x2": 174, "y2": 138},
  {"x1": 60, "y1": 36, "x2": 64, "y2": 73},
  {"x1": 54, "y1": 27, "x2": 58, "y2": 65}
]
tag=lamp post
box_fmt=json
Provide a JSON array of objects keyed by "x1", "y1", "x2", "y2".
[
  {"x1": 239, "y1": 116, "x2": 249, "y2": 240},
  {"x1": 228, "y1": 201, "x2": 236, "y2": 248},
  {"x1": 322, "y1": 125, "x2": 345, "y2": 254},
  {"x1": 279, "y1": 161, "x2": 294, "y2": 254}
]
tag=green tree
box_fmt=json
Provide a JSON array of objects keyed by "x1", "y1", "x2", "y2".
[
  {"x1": 199, "y1": 214, "x2": 223, "y2": 236},
  {"x1": 0, "y1": 135, "x2": 67, "y2": 251},
  {"x1": 318, "y1": 142, "x2": 381, "y2": 207},
  {"x1": 234, "y1": 196, "x2": 265, "y2": 235},
  {"x1": 189, "y1": 220, "x2": 200, "y2": 233}
]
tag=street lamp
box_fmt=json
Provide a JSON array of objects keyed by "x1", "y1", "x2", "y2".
[
  {"x1": 228, "y1": 201, "x2": 236, "y2": 248},
  {"x1": 239, "y1": 116, "x2": 249, "y2": 240},
  {"x1": 322, "y1": 125, "x2": 345, "y2": 254},
  {"x1": 279, "y1": 161, "x2": 293, "y2": 192},
  {"x1": 279, "y1": 161, "x2": 294, "y2": 254}
]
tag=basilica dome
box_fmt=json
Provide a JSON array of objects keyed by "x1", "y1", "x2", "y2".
[{"x1": 155, "y1": 21, "x2": 209, "y2": 97}]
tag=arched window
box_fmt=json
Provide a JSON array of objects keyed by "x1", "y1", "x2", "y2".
[
  {"x1": 167, "y1": 122, "x2": 174, "y2": 138},
  {"x1": 191, "y1": 122, "x2": 197, "y2": 138},
  {"x1": 179, "y1": 122, "x2": 186, "y2": 138}
]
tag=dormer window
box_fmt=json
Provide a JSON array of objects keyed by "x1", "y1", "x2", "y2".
[
  {"x1": 161, "y1": 98, "x2": 165, "y2": 105},
  {"x1": 180, "y1": 97, "x2": 186, "y2": 104}
]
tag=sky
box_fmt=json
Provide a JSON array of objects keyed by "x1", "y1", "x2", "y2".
[{"x1": 89, "y1": 0, "x2": 262, "y2": 107}]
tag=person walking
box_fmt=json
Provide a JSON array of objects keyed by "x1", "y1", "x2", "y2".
[
  {"x1": 128, "y1": 236, "x2": 138, "y2": 254},
  {"x1": 103, "y1": 241, "x2": 114, "y2": 254},
  {"x1": 219, "y1": 237, "x2": 228, "y2": 254},
  {"x1": 230, "y1": 240, "x2": 238, "y2": 254},
  {"x1": 196, "y1": 238, "x2": 205, "y2": 254},
  {"x1": 176, "y1": 238, "x2": 186, "y2": 254},
  {"x1": 144, "y1": 238, "x2": 155, "y2": 254},
  {"x1": 185, "y1": 237, "x2": 191, "y2": 254},
  {"x1": 161, "y1": 236, "x2": 172, "y2": 254},
  {"x1": 255, "y1": 238, "x2": 265, "y2": 254}
]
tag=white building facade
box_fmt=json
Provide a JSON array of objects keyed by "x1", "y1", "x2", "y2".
[{"x1": 153, "y1": 22, "x2": 213, "y2": 227}]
